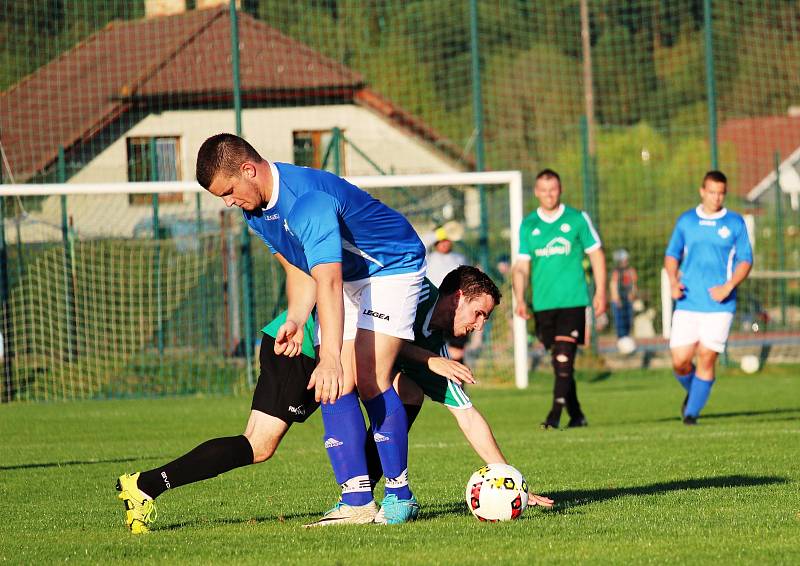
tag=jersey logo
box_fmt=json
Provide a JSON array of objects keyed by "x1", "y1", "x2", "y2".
[
  {"x1": 532, "y1": 228, "x2": 541, "y2": 236},
  {"x1": 264, "y1": 213, "x2": 280, "y2": 221},
  {"x1": 560, "y1": 223, "x2": 571, "y2": 233},
  {"x1": 363, "y1": 308, "x2": 390, "y2": 321},
  {"x1": 718, "y1": 226, "x2": 731, "y2": 239},
  {"x1": 534, "y1": 237, "x2": 571, "y2": 257},
  {"x1": 699, "y1": 220, "x2": 716, "y2": 226},
  {"x1": 324, "y1": 437, "x2": 343, "y2": 448}
]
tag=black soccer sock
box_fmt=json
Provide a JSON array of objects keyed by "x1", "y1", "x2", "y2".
[
  {"x1": 137, "y1": 435, "x2": 254, "y2": 499},
  {"x1": 366, "y1": 404, "x2": 421, "y2": 488},
  {"x1": 566, "y1": 377, "x2": 583, "y2": 418},
  {"x1": 549, "y1": 341, "x2": 578, "y2": 422}
]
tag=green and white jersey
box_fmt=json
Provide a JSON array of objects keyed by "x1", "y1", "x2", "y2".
[
  {"x1": 397, "y1": 278, "x2": 472, "y2": 409},
  {"x1": 518, "y1": 204, "x2": 601, "y2": 312}
]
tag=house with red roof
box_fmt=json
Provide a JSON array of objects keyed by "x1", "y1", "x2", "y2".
[
  {"x1": 0, "y1": 2, "x2": 468, "y2": 240},
  {"x1": 719, "y1": 113, "x2": 800, "y2": 210}
]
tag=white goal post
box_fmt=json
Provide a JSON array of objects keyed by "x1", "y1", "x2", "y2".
[{"x1": 0, "y1": 170, "x2": 530, "y2": 388}]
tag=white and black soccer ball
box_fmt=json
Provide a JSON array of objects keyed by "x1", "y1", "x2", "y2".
[{"x1": 465, "y1": 464, "x2": 528, "y2": 522}]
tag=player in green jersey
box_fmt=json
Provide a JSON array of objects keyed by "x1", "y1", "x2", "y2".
[{"x1": 511, "y1": 169, "x2": 607, "y2": 429}]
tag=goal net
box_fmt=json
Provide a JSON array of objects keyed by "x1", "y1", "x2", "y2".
[{"x1": 0, "y1": 171, "x2": 528, "y2": 402}]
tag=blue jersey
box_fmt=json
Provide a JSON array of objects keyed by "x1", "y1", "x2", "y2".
[
  {"x1": 244, "y1": 162, "x2": 425, "y2": 281},
  {"x1": 665, "y1": 206, "x2": 753, "y2": 313}
]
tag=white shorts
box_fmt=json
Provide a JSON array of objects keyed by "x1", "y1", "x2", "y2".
[
  {"x1": 316, "y1": 267, "x2": 426, "y2": 343},
  {"x1": 669, "y1": 310, "x2": 734, "y2": 353}
]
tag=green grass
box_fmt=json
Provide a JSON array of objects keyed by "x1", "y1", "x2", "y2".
[{"x1": 1, "y1": 368, "x2": 798, "y2": 564}]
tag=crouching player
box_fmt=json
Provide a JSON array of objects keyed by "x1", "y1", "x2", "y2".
[
  {"x1": 116, "y1": 267, "x2": 551, "y2": 533},
  {"x1": 364, "y1": 265, "x2": 553, "y2": 517}
]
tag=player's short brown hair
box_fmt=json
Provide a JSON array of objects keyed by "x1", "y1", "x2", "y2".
[
  {"x1": 702, "y1": 170, "x2": 727, "y2": 186},
  {"x1": 439, "y1": 265, "x2": 501, "y2": 305},
  {"x1": 535, "y1": 168, "x2": 561, "y2": 187},
  {"x1": 196, "y1": 133, "x2": 263, "y2": 189}
]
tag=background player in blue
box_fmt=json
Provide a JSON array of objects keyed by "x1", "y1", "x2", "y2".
[
  {"x1": 665, "y1": 170, "x2": 753, "y2": 425},
  {"x1": 197, "y1": 134, "x2": 426, "y2": 525}
]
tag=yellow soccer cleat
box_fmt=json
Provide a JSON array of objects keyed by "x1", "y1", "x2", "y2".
[{"x1": 116, "y1": 472, "x2": 157, "y2": 534}]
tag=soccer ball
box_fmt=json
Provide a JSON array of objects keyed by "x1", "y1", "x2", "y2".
[
  {"x1": 465, "y1": 464, "x2": 528, "y2": 522},
  {"x1": 616, "y1": 336, "x2": 637, "y2": 355},
  {"x1": 740, "y1": 354, "x2": 760, "y2": 374}
]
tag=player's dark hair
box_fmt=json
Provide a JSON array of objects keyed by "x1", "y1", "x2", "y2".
[
  {"x1": 196, "y1": 133, "x2": 263, "y2": 189},
  {"x1": 702, "y1": 170, "x2": 727, "y2": 186},
  {"x1": 535, "y1": 168, "x2": 561, "y2": 187},
  {"x1": 439, "y1": 265, "x2": 501, "y2": 305}
]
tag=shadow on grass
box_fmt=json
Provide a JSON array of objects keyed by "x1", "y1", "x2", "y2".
[
  {"x1": 152, "y1": 475, "x2": 789, "y2": 530},
  {"x1": 0, "y1": 456, "x2": 162, "y2": 471},
  {"x1": 546, "y1": 474, "x2": 788, "y2": 511},
  {"x1": 653, "y1": 407, "x2": 800, "y2": 423}
]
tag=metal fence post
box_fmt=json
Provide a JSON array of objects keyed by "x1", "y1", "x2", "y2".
[
  {"x1": 704, "y1": 0, "x2": 719, "y2": 169},
  {"x1": 470, "y1": 0, "x2": 489, "y2": 272},
  {"x1": 774, "y1": 151, "x2": 787, "y2": 327}
]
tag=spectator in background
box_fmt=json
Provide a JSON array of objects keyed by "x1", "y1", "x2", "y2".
[
  {"x1": 425, "y1": 225, "x2": 469, "y2": 363},
  {"x1": 609, "y1": 248, "x2": 638, "y2": 339}
]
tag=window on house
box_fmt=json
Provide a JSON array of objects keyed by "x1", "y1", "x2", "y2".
[
  {"x1": 127, "y1": 136, "x2": 183, "y2": 205},
  {"x1": 293, "y1": 130, "x2": 345, "y2": 174}
]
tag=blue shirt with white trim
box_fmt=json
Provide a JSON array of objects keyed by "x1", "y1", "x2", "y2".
[
  {"x1": 243, "y1": 162, "x2": 425, "y2": 281},
  {"x1": 665, "y1": 206, "x2": 753, "y2": 313}
]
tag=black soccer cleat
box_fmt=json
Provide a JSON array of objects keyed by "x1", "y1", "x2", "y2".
[
  {"x1": 567, "y1": 416, "x2": 588, "y2": 428},
  {"x1": 683, "y1": 415, "x2": 698, "y2": 426},
  {"x1": 540, "y1": 420, "x2": 559, "y2": 430}
]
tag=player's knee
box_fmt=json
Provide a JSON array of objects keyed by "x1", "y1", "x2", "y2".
[
  {"x1": 551, "y1": 341, "x2": 577, "y2": 379},
  {"x1": 250, "y1": 441, "x2": 276, "y2": 464}
]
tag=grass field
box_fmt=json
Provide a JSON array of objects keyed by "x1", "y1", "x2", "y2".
[{"x1": 1, "y1": 367, "x2": 798, "y2": 564}]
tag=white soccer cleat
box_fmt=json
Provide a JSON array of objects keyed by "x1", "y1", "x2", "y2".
[{"x1": 302, "y1": 500, "x2": 377, "y2": 527}]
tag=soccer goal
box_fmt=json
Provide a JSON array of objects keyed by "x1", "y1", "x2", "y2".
[{"x1": 0, "y1": 171, "x2": 528, "y2": 402}]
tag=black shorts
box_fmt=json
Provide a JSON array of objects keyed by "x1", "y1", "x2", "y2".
[
  {"x1": 533, "y1": 306, "x2": 587, "y2": 350},
  {"x1": 251, "y1": 336, "x2": 319, "y2": 423}
]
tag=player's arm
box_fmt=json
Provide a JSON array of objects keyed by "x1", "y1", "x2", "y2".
[
  {"x1": 308, "y1": 262, "x2": 344, "y2": 404},
  {"x1": 447, "y1": 405, "x2": 554, "y2": 508},
  {"x1": 709, "y1": 260, "x2": 752, "y2": 302},
  {"x1": 399, "y1": 342, "x2": 475, "y2": 385},
  {"x1": 511, "y1": 257, "x2": 531, "y2": 320},
  {"x1": 665, "y1": 220, "x2": 685, "y2": 299},
  {"x1": 587, "y1": 247, "x2": 607, "y2": 317},
  {"x1": 710, "y1": 219, "x2": 754, "y2": 302},
  {"x1": 274, "y1": 252, "x2": 316, "y2": 357}
]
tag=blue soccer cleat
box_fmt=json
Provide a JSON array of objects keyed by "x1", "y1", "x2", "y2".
[{"x1": 374, "y1": 493, "x2": 420, "y2": 525}]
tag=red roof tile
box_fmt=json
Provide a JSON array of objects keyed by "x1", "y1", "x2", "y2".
[
  {"x1": 0, "y1": 7, "x2": 367, "y2": 181},
  {"x1": 719, "y1": 115, "x2": 800, "y2": 198}
]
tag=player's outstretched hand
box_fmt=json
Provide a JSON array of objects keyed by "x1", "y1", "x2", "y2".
[
  {"x1": 528, "y1": 492, "x2": 554, "y2": 508},
  {"x1": 307, "y1": 355, "x2": 344, "y2": 404},
  {"x1": 514, "y1": 302, "x2": 531, "y2": 320},
  {"x1": 274, "y1": 320, "x2": 304, "y2": 357},
  {"x1": 427, "y1": 357, "x2": 475, "y2": 385},
  {"x1": 709, "y1": 282, "x2": 732, "y2": 303}
]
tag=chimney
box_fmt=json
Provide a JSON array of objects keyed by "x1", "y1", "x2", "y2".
[
  {"x1": 196, "y1": 0, "x2": 241, "y2": 8},
  {"x1": 145, "y1": 0, "x2": 186, "y2": 18}
]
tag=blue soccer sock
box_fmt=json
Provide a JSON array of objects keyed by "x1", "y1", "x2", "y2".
[
  {"x1": 321, "y1": 392, "x2": 373, "y2": 506},
  {"x1": 684, "y1": 377, "x2": 715, "y2": 418},
  {"x1": 674, "y1": 366, "x2": 695, "y2": 392},
  {"x1": 363, "y1": 387, "x2": 412, "y2": 500}
]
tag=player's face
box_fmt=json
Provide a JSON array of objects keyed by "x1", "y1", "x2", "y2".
[
  {"x1": 207, "y1": 163, "x2": 266, "y2": 212},
  {"x1": 699, "y1": 180, "x2": 726, "y2": 214},
  {"x1": 534, "y1": 177, "x2": 562, "y2": 212},
  {"x1": 452, "y1": 292, "x2": 495, "y2": 337}
]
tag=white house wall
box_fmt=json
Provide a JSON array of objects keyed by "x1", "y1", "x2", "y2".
[{"x1": 8, "y1": 104, "x2": 465, "y2": 242}]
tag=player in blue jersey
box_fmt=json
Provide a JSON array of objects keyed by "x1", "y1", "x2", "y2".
[
  {"x1": 196, "y1": 134, "x2": 425, "y2": 525},
  {"x1": 665, "y1": 171, "x2": 753, "y2": 425}
]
